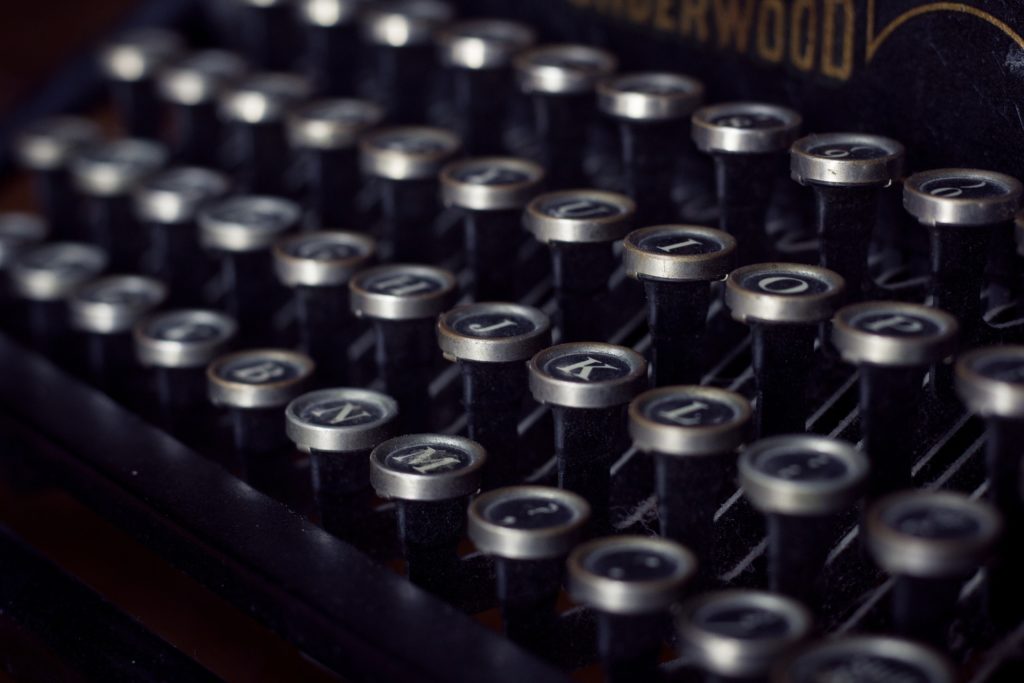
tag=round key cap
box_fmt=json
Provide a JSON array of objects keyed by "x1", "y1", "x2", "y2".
[
  {"x1": 833, "y1": 301, "x2": 958, "y2": 499},
  {"x1": 360, "y1": 126, "x2": 462, "y2": 261},
  {"x1": 218, "y1": 72, "x2": 312, "y2": 194},
  {"x1": 598, "y1": 72, "x2": 705, "y2": 224},
  {"x1": 274, "y1": 231, "x2": 376, "y2": 383},
  {"x1": 529, "y1": 342, "x2": 647, "y2": 529},
  {"x1": 468, "y1": 485, "x2": 589, "y2": 650},
  {"x1": 569, "y1": 535, "x2": 697, "y2": 682},
  {"x1": 13, "y1": 117, "x2": 101, "y2": 240},
  {"x1": 624, "y1": 225, "x2": 736, "y2": 385},
  {"x1": 676, "y1": 590, "x2": 812, "y2": 681},
  {"x1": 296, "y1": 0, "x2": 364, "y2": 95},
  {"x1": 158, "y1": 50, "x2": 247, "y2": 166},
  {"x1": 0, "y1": 213, "x2": 48, "y2": 271},
  {"x1": 97, "y1": 28, "x2": 181, "y2": 138},
  {"x1": 692, "y1": 102, "x2": 802, "y2": 265},
  {"x1": 630, "y1": 386, "x2": 751, "y2": 570},
  {"x1": 440, "y1": 156, "x2": 545, "y2": 300},
  {"x1": 351, "y1": 264, "x2": 458, "y2": 432},
  {"x1": 515, "y1": 44, "x2": 617, "y2": 187},
  {"x1": 371, "y1": 433, "x2": 486, "y2": 594},
  {"x1": 135, "y1": 166, "x2": 231, "y2": 305},
  {"x1": 288, "y1": 98, "x2": 384, "y2": 228},
  {"x1": 437, "y1": 19, "x2": 536, "y2": 154},
  {"x1": 286, "y1": 387, "x2": 399, "y2": 541},
  {"x1": 726, "y1": 263, "x2": 844, "y2": 436},
  {"x1": 904, "y1": 168, "x2": 1023, "y2": 343},
  {"x1": 791, "y1": 133, "x2": 904, "y2": 299},
  {"x1": 71, "y1": 138, "x2": 169, "y2": 271},
  {"x1": 438, "y1": 302, "x2": 551, "y2": 488},
  {"x1": 525, "y1": 189, "x2": 635, "y2": 342},
  {"x1": 739, "y1": 434, "x2": 867, "y2": 605},
  {"x1": 777, "y1": 636, "x2": 955, "y2": 683},
  {"x1": 360, "y1": 0, "x2": 455, "y2": 123}
]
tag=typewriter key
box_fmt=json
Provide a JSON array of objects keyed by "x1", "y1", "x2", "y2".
[
  {"x1": 468, "y1": 486, "x2": 589, "y2": 648},
  {"x1": 568, "y1": 536, "x2": 697, "y2": 683},
  {"x1": 134, "y1": 308, "x2": 237, "y2": 430},
  {"x1": 776, "y1": 636, "x2": 955, "y2": 683},
  {"x1": 135, "y1": 166, "x2": 231, "y2": 305},
  {"x1": 440, "y1": 156, "x2": 545, "y2": 300},
  {"x1": 524, "y1": 189, "x2": 635, "y2": 342},
  {"x1": 529, "y1": 342, "x2": 647, "y2": 529},
  {"x1": 866, "y1": 490, "x2": 1001, "y2": 646},
  {"x1": 218, "y1": 72, "x2": 312, "y2": 194},
  {"x1": 288, "y1": 98, "x2": 384, "y2": 229},
  {"x1": 199, "y1": 195, "x2": 301, "y2": 340},
  {"x1": 0, "y1": 213, "x2": 47, "y2": 272},
  {"x1": 739, "y1": 435, "x2": 868, "y2": 605},
  {"x1": 296, "y1": 0, "x2": 363, "y2": 96},
  {"x1": 13, "y1": 116, "x2": 101, "y2": 239},
  {"x1": 956, "y1": 345, "x2": 1024, "y2": 626},
  {"x1": 209, "y1": 348, "x2": 315, "y2": 491},
  {"x1": 904, "y1": 168, "x2": 1023, "y2": 342},
  {"x1": 515, "y1": 44, "x2": 618, "y2": 187},
  {"x1": 437, "y1": 19, "x2": 537, "y2": 154},
  {"x1": 598, "y1": 72, "x2": 705, "y2": 225},
  {"x1": 360, "y1": 0, "x2": 455, "y2": 123},
  {"x1": 438, "y1": 302, "x2": 551, "y2": 488},
  {"x1": 370, "y1": 434, "x2": 486, "y2": 593},
  {"x1": 360, "y1": 126, "x2": 462, "y2": 261},
  {"x1": 157, "y1": 50, "x2": 247, "y2": 167},
  {"x1": 791, "y1": 133, "x2": 904, "y2": 300},
  {"x1": 230, "y1": 0, "x2": 296, "y2": 71},
  {"x1": 726, "y1": 263, "x2": 845, "y2": 436},
  {"x1": 676, "y1": 589, "x2": 812, "y2": 683},
  {"x1": 832, "y1": 302, "x2": 958, "y2": 499},
  {"x1": 350, "y1": 264, "x2": 458, "y2": 432},
  {"x1": 273, "y1": 230, "x2": 376, "y2": 383},
  {"x1": 71, "y1": 138, "x2": 169, "y2": 272},
  {"x1": 624, "y1": 225, "x2": 736, "y2": 385},
  {"x1": 97, "y1": 28, "x2": 181, "y2": 138},
  {"x1": 69, "y1": 275, "x2": 168, "y2": 392},
  {"x1": 286, "y1": 388, "x2": 398, "y2": 540},
  {"x1": 10, "y1": 242, "x2": 108, "y2": 354},
  {"x1": 692, "y1": 103, "x2": 802, "y2": 265},
  {"x1": 629, "y1": 386, "x2": 751, "y2": 573}
]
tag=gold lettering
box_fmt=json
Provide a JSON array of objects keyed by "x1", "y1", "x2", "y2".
[
  {"x1": 756, "y1": 0, "x2": 785, "y2": 63},
  {"x1": 822, "y1": 0, "x2": 855, "y2": 80},
  {"x1": 712, "y1": 0, "x2": 756, "y2": 52},
  {"x1": 789, "y1": 0, "x2": 817, "y2": 72},
  {"x1": 654, "y1": 0, "x2": 676, "y2": 32},
  {"x1": 680, "y1": 0, "x2": 710, "y2": 43},
  {"x1": 628, "y1": 0, "x2": 654, "y2": 23}
]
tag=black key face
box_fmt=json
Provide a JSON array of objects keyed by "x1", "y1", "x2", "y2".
[
  {"x1": 848, "y1": 311, "x2": 942, "y2": 338},
  {"x1": 217, "y1": 358, "x2": 302, "y2": 384},
  {"x1": 792, "y1": 654, "x2": 931, "y2": 683},
  {"x1": 806, "y1": 142, "x2": 892, "y2": 160},
  {"x1": 710, "y1": 113, "x2": 786, "y2": 129},
  {"x1": 614, "y1": 76, "x2": 693, "y2": 96},
  {"x1": 693, "y1": 603, "x2": 791, "y2": 639},
  {"x1": 918, "y1": 175, "x2": 1012, "y2": 199},
  {"x1": 530, "y1": 53, "x2": 603, "y2": 72},
  {"x1": 285, "y1": 237, "x2": 362, "y2": 261},
  {"x1": 209, "y1": 203, "x2": 295, "y2": 231},
  {"x1": 754, "y1": 448, "x2": 848, "y2": 482},
  {"x1": 450, "y1": 164, "x2": 532, "y2": 186},
  {"x1": 635, "y1": 231, "x2": 724, "y2": 257},
  {"x1": 584, "y1": 547, "x2": 678, "y2": 582},
  {"x1": 384, "y1": 445, "x2": 471, "y2": 475},
  {"x1": 0, "y1": 215, "x2": 45, "y2": 241},
  {"x1": 483, "y1": 496, "x2": 576, "y2": 529},
  {"x1": 452, "y1": 312, "x2": 537, "y2": 339},
  {"x1": 644, "y1": 395, "x2": 737, "y2": 427},
  {"x1": 178, "y1": 51, "x2": 240, "y2": 77},
  {"x1": 304, "y1": 101, "x2": 379, "y2": 125},
  {"x1": 83, "y1": 143, "x2": 163, "y2": 172},
  {"x1": 365, "y1": 272, "x2": 444, "y2": 297},
  {"x1": 543, "y1": 352, "x2": 631, "y2": 383},
  {"x1": 538, "y1": 197, "x2": 623, "y2": 220},
  {"x1": 25, "y1": 118, "x2": 95, "y2": 143},
  {"x1": 740, "y1": 272, "x2": 831, "y2": 297},
  {"x1": 81, "y1": 282, "x2": 160, "y2": 307},
  {"x1": 970, "y1": 355, "x2": 1024, "y2": 384},
  {"x1": 456, "y1": 24, "x2": 520, "y2": 43},
  {"x1": 145, "y1": 169, "x2": 220, "y2": 199},
  {"x1": 298, "y1": 398, "x2": 385, "y2": 427},
  {"x1": 372, "y1": 132, "x2": 452, "y2": 155},
  {"x1": 22, "y1": 247, "x2": 102, "y2": 274},
  {"x1": 883, "y1": 504, "x2": 982, "y2": 540},
  {"x1": 149, "y1": 319, "x2": 224, "y2": 343}
]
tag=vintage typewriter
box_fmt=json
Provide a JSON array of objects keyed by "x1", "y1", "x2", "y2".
[{"x1": 0, "y1": 0, "x2": 1022, "y2": 680}]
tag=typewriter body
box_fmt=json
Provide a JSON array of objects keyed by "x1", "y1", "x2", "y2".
[{"x1": 0, "y1": 1, "x2": 1022, "y2": 681}]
